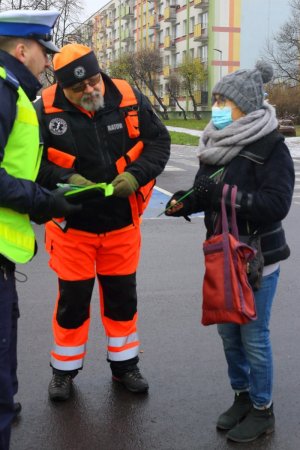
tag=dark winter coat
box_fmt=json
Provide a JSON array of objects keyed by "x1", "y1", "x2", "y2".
[{"x1": 187, "y1": 130, "x2": 294, "y2": 265}]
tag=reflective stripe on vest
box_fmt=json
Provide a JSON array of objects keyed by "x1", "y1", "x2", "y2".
[{"x1": 0, "y1": 67, "x2": 41, "y2": 263}]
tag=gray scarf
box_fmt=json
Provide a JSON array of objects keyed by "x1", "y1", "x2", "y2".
[{"x1": 198, "y1": 102, "x2": 278, "y2": 166}]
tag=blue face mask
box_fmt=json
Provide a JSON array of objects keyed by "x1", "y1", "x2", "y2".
[{"x1": 212, "y1": 106, "x2": 233, "y2": 129}]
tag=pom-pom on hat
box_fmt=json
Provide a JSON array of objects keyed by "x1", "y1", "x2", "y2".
[
  {"x1": 0, "y1": 9, "x2": 60, "y2": 53},
  {"x1": 212, "y1": 61, "x2": 274, "y2": 113},
  {"x1": 53, "y1": 43, "x2": 101, "y2": 88}
]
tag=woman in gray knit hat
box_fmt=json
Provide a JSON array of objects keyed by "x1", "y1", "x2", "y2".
[{"x1": 166, "y1": 61, "x2": 295, "y2": 443}]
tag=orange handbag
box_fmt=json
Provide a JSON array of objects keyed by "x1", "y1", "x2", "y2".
[{"x1": 201, "y1": 184, "x2": 257, "y2": 326}]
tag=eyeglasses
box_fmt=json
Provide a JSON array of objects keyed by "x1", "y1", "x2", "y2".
[
  {"x1": 212, "y1": 94, "x2": 227, "y2": 109},
  {"x1": 70, "y1": 74, "x2": 101, "y2": 93}
]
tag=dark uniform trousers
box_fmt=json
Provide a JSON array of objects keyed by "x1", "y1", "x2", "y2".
[{"x1": 0, "y1": 264, "x2": 19, "y2": 450}]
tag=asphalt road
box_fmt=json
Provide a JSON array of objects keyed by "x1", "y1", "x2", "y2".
[{"x1": 10, "y1": 144, "x2": 300, "y2": 450}]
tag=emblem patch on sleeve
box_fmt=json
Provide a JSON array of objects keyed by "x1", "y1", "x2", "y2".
[{"x1": 49, "y1": 118, "x2": 68, "y2": 135}]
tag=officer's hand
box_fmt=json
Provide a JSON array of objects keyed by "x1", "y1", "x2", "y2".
[
  {"x1": 112, "y1": 172, "x2": 139, "y2": 198},
  {"x1": 68, "y1": 173, "x2": 95, "y2": 186},
  {"x1": 32, "y1": 188, "x2": 82, "y2": 224},
  {"x1": 49, "y1": 187, "x2": 82, "y2": 217}
]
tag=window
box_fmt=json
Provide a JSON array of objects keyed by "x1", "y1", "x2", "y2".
[{"x1": 190, "y1": 17, "x2": 195, "y2": 33}]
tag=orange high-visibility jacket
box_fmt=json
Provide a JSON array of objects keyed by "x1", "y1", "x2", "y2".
[{"x1": 40, "y1": 78, "x2": 157, "y2": 227}]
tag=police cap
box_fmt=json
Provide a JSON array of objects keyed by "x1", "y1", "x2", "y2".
[{"x1": 0, "y1": 10, "x2": 60, "y2": 53}]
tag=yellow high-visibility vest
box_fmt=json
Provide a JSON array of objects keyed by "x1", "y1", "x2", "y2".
[{"x1": 0, "y1": 66, "x2": 42, "y2": 263}]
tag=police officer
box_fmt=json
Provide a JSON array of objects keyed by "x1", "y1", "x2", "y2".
[
  {"x1": 0, "y1": 10, "x2": 80, "y2": 450},
  {"x1": 35, "y1": 43, "x2": 171, "y2": 401}
]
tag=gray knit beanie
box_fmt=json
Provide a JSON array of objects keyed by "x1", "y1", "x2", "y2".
[{"x1": 212, "y1": 61, "x2": 273, "y2": 113}]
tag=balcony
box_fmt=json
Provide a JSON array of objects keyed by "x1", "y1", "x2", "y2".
[
  {"x1": 193, "y1": 90, "x2": 208, "y2": 105},
  {"x1": 149, "y1": 15, "x2": 160, "y2": 29},
  {"x1": 148, "y1": 41, "x2": 156, "y2": 51},
  {"x1": 194, "y1": 0, "x2": 209, "y2": 9},
  {"x1": 164, "y1": 35, "x2": 176, "y2": 51},
  {"x1": 164, "y1": 6, "x2": 176, "y2": 22},
  {"x1": 106, "y1": 17, "x2": 112, "y2": 28},
  {"x1": 98, "y1": 42, "x2": 105, "y2": 52},
  {"x1": 163, "y1": 65, "x2": 170, "y2": 78},
  {"x1": 121, "y1": 5, "x2": 134, "y2": 19},
  {"x1": 194, "y1": 23, "x2": 208, "y2": 41},
  {"x1": 106, "y1": 39, "x2": 113, "y2": 49},
  {"x1": 120, "y1": 29, "x2": 133, "y2": 42}
]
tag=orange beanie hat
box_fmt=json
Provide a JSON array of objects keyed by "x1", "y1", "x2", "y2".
[{"x1": 53, "y1": 43, "x2": 100, "y2": 88}]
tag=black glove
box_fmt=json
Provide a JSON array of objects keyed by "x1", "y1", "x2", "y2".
[
  {"x1": 193, "y1": 174, "x2": 224, "y2": 210},
  {"x1": 165, "y1": 190, "x2": 192, "y2": 221},
  {"x1": 32, "y1": 188, "x2": 82, "y2": 224},
  {"x1": 48, "y1": 188, "x2": 82, "y2": 217}
]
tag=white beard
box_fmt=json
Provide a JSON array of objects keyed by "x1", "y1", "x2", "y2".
[{"x1": 80, "y1": 91, "x2": 105, "y2": 111}]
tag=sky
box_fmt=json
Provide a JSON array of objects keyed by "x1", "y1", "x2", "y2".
[
  {"x1": 82, "y1": 0, "x2": 107, "y2": 20},
  {"x1": 240, "y1": 0, "x2": 291, "y2": 68}
]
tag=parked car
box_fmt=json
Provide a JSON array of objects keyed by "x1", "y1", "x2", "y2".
[{"x1": 278, "y1": 119, "x2": 296, "y2": 137}]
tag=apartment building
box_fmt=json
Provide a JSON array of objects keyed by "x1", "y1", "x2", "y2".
[{"x1": 76, "y1": 0, "x2": 242, "y2": 115}]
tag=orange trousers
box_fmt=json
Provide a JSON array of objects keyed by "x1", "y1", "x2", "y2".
[{"x1": 45, "y1": 221, "x2": 141, "y2": 372}]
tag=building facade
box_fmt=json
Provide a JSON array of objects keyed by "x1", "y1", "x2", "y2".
[{"x1": 76, "y1": 0, "x2": 242, "y2": 115}]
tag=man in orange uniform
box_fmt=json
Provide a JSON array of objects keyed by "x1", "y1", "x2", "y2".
[{"x1": 35, "y1": 43, "x2": 170, "y2": 400}]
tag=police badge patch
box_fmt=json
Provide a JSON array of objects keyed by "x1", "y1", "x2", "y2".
[
  {"x1": 74, "y1": 66, "x2": 86, "y2": 79},
  {"x1": 49, "y1": 118, "x2": 68, "y2": 135}
]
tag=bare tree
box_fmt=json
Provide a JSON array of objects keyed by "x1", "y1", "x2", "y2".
[
  {"x1": 110, "y1": 48, "x2": 169, "y2": 120},
  {"x1": 109, "y1": 52, "x2": 143, "y2": 91},
  {"x1": 177, "y1": 56, "x2": 207, "y2": 119},
  {"x1": 135, "y1": 48, "x2": 168, "y2": 119},
  {"x1": 166, "y1": 73, "x2": 187, "y2": 120},
  {"x1": 264, "y1": 0, "x2": 300, "y2": 84},
  {"x1": 0, "y1": 0, "x2": 84, "y2": 49},
  {"x1": 267, "y1": 81, "x2": 300, "y2": 121}
]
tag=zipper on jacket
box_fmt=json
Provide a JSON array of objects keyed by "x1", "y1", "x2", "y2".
[{"x1": 93, "y1": 121, "x2": 113, "y2": 167}]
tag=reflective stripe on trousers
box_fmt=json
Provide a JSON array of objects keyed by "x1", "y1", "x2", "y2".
[
  {"x1": 107, "y1": 332, "x2": 139, "y2": 361},
  {"x1": 50, "y1": 343, "x2": 87, "y2": 371}
]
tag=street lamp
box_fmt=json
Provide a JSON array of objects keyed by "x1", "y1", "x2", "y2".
[{"x1": 213, "y1": 48, "x2": 223, "y2": 81}]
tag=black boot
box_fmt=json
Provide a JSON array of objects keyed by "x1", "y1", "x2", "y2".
[
  {"x1": 226, "y1": 404, "x2": 275, "y2": 442},
  {"x1": 48, "y1": 373, "x2": 73, "y2": 401},
  {"x1": 112, "y1": 367, "x2": 149, "y2": 393},
  {"x1": 12, "y1": 402, "x2": 22, "y2": 423},
  {"x1": 216, "y1": 392, "x2": 252, "y2": 430}
]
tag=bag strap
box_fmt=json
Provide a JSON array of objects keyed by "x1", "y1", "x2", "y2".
[
  {"x1": 229, "y1": 185, "x2": 239, "y2": 238},
  {"x1": 220, "y1": 184, "x2": 239, "y2": 239}
]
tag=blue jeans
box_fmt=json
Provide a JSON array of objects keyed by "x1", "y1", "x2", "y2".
[{"x1": 217, "y1": 268, "x2": 280, "y2": 407}]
